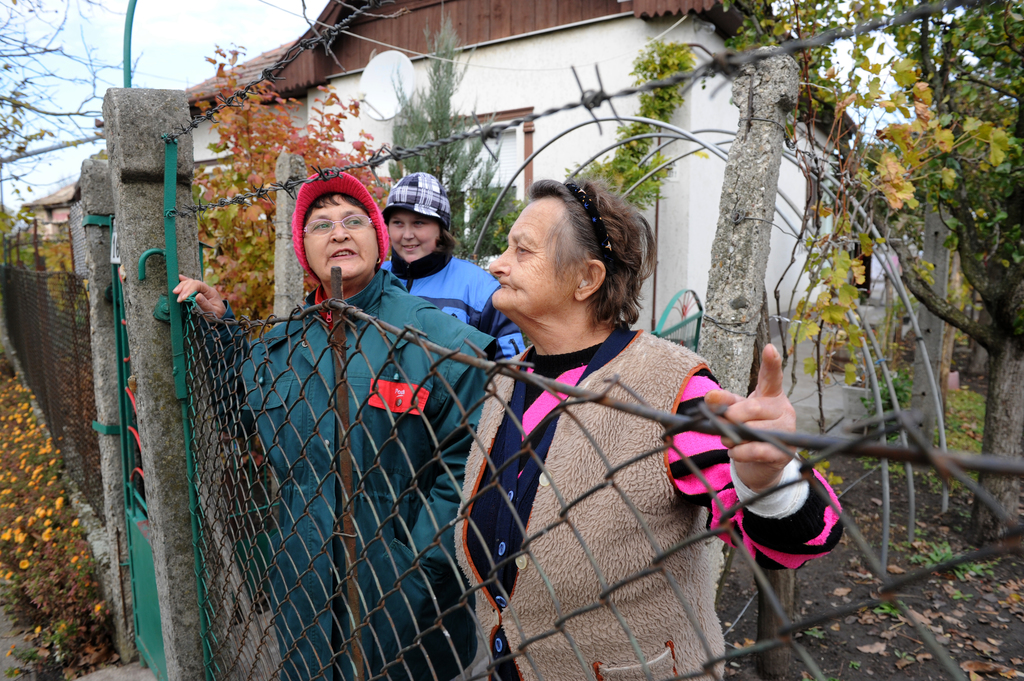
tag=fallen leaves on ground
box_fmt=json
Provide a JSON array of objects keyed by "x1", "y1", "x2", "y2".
[
  {"x1": 857, "y1": 641, "x2": 887, "y2": 654},
  {"x1": 970, "y1": 638, "x2": 1001, "y2": 655},
  {"x1": 960, "y1": 660, "x2": 1023, "y2": 678}
]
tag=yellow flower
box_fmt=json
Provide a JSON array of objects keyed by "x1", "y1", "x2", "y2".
[
  {"x1": 54, "y1": 497, "x2": 64, "y2": 510},
  {"x1": 41, "y1": 529, "x2": 52, "y2": 541},
  {"x1": 70, "y1": 556, "x2": 78, "y2": 564},
  {"x1": 18, "y1": 560, "x2": 28, "y2": 570},
  {"x1": 0, "y1": 531, "x2": 10, "y2": 542},
  {"x1": 33, "y1": 626, "x2": 40, "y2": 635},
  {"x1": 93, "y1": 602, "x2": 103, "y2": 613},
  {"x1": 71, "y1": 519, "x2": 79, "y2": 527}
]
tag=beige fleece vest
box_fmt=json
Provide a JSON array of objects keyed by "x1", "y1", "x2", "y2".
[{"x1": 456, "y1": 332, "x2": 726, "y2": 681}]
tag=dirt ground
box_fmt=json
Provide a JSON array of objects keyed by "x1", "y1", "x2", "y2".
[{"x1": 716, "y1": 452, "x2": 1023, "y2": 680}]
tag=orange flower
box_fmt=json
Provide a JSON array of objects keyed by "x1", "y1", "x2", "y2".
[{"x1": 18, "y1": 560, "x2": 28, "y2": 570}]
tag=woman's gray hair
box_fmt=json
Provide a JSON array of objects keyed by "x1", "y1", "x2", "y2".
[{"x1": 529, "y1": 179, "x2": 656, "y2": 328}]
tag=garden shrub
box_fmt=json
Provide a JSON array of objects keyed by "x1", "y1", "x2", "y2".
[{"x1": 0, "y1": 358, "x2": 111, "y2": 670}]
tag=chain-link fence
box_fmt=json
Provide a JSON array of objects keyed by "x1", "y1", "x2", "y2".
[
  {"x1": 182, "y1": 295, "x2": 1022, "y2": 681},
  {"x1": 0, "y1": 264, "x2": 105, "y2": 523}
]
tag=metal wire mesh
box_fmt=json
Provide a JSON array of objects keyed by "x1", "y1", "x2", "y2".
[
  {"x1": 0, "y1": 265, "x2": 106, "y2": 523},
  {"x1": 182, "y1": 297, "x2": 1022, "y2": 681}
]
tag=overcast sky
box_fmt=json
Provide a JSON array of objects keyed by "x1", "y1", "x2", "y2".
[{"x1": 3, "y1": 0, "x2": 313, "y2": 208}]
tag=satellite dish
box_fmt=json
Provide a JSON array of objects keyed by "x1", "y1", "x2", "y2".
[{"x1": 359, "y1": 51, "x2": 415, "y2": 121}]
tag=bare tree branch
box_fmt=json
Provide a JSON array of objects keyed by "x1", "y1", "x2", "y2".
[
  {"x1": 890, "y1": 236, "x2": 996, "y2": 349},
  {"x1": 0, "y1": 95, "x2": 99, "y2": 118}
]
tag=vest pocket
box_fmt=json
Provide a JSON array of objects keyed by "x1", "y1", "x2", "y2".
[{"x1": 594, "y1": 643, "x2": 676, "y2": 681}]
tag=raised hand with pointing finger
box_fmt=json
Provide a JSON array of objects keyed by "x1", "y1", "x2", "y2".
[{"x1": 705, "y1": 343, "x2": 797, "y2": 493}]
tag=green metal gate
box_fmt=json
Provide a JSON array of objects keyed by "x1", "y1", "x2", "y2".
[{"x1": 106, "y1": 215, "x2": 168, "y2": 679}]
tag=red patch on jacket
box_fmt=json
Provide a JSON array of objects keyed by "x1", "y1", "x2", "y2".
[{"x1": 367, "y1": 379, "x2": 429, "y2": 415}]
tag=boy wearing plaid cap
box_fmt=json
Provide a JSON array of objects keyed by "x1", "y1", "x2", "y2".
[{"x1": 383, "y1": 172, "x2": 525, "y2": 359}]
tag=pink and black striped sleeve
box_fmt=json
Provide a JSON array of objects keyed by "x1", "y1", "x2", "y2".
[{"x1": 664, "y1": 367, "x2": 844, "y2": 569}]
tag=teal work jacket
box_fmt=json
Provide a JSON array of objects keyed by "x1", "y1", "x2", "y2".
[{"x1": 212, "y1": 269, "x2": 492, "y2": 681}]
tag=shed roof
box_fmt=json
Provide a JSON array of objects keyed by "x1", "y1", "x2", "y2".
[
  {"x1": 187, "y1": 41, "x2": 298, "y2": 105},
  {"x1": 22, "y1": 182, "x2": 77, "y2": 209}
]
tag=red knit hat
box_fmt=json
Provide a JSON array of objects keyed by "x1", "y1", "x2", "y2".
[{"x1": 291, "y1": 172, "x2": 389, "y2": 277}]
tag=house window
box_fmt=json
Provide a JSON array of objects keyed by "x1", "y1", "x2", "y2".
[
  {"x1": 496, "y1": 129, "x2": 519, "y2": 188},
  {"x1": 479, "y1": 129, "x2": 519, "y2": 190}
]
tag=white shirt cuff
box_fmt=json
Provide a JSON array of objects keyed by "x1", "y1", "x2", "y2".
[{"x1": 731, "y1": 458, "x2": 809, "y2": 519}]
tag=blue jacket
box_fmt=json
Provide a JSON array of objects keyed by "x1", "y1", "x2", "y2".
[
  {"x1": 383, "y1": 252, "x2": 524, "y2": 359},
  {"x1": 203, "y1": 269, "x2": 491, "y2": 681}
]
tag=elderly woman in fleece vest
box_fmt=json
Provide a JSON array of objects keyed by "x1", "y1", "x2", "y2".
[{"x1": 454, "y1": 179, "x2": 843, "y2": 681}]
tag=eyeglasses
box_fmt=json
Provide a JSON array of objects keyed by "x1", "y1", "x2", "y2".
[{"x1": 304, "y1": 215, "x2": 373, "y2": 235}]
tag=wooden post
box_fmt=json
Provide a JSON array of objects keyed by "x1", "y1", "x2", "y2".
[
  {"x1": 910, "y1": 207, "x2": 949, "y2": 440},
  {"x1": 328, "y1": 266, "x2": 364, "y2": 681}
]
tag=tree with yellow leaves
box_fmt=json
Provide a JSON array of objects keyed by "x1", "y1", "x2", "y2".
[{"x1": 725, "y1": 0, "x2": 1021, "y2": 542}]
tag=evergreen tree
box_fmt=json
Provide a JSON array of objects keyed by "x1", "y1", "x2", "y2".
[{"x1": 389, "y1": 17, "x2": 516, "y2": 257}]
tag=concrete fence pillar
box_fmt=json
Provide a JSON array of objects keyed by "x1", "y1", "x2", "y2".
[
  {"x1": 696, "y1": 50, "x2": 799, "y2": 681},
  {"x1": 698, "y1": 50, "x2": 799, "y2": 393},
  {"x1": 79, "y1": 158, "x2": 135, "y2": 661},
  {"x1": 102, "y1": 88, "x2": 203, "y2": 681},
  {"x1": 274, "y1": 151, "x2": 308, "y2": 318}
]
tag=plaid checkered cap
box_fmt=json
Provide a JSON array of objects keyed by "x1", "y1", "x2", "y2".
[{"x1": 383, "y1": 172, "x2": 452, "y2": 231}]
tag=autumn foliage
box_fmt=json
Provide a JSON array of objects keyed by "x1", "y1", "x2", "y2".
[
  {"x1": 0, "y1": 359, "x2": 111, "y2": 671},
  {"x1": 193, "y1": 47, "x2": 385, "y2": 318}
]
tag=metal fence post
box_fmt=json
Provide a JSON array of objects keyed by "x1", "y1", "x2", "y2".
[
  {"x1": 102, "y1": 87, "x2": 204, "y2": 681},
  {"x1": 80, "y1": 157, "x2": 136, "y2": 662},
  {"x1": 696, "y1": 49, "x2": 799, "y2": 681},
  {"x1": 274, "y1": 151, "x2": 307, "y2": 318}
]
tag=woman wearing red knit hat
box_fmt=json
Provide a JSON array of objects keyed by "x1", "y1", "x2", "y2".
[{"x1": 175, "y1": 172, "x2": 489, "y2": 681}]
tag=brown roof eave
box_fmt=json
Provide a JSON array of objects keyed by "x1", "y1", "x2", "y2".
[{"x1": 633, "y1": 1, "x2": 743, "y2": 38}]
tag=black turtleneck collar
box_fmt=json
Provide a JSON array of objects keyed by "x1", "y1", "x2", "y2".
[
  {"x1": 389, "y1": 250, "x2": 452, "y2": 283},
  {"x1": 523, "y1": 342, "x2": 603, "y2": 408}
]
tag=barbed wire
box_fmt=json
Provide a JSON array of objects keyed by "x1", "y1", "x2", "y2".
[
  {"x1": 225, "y1": 298, "x2": 1024, "y2": 481},
  {"x1": 163, "y1": 0, "x2": 389, "y2": 143},
  {"x1": 167, "y1": 0, "x2": 994, "y2": 218}
]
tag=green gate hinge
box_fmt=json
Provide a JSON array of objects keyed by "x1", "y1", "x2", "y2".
[
  {"x1": 153, "y1": 294, "x2": 170, "y2": 322},
  {"x1": 83, "y1": 214, "x2": 113, "y2": 228},
  {"x1": 92, "y1": 420, "x2": 121, "y2": 435}
]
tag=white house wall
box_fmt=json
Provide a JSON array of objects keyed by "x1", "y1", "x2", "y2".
[{"x1": 189, "y1": 12, "x2": 811, "y2": 332}]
